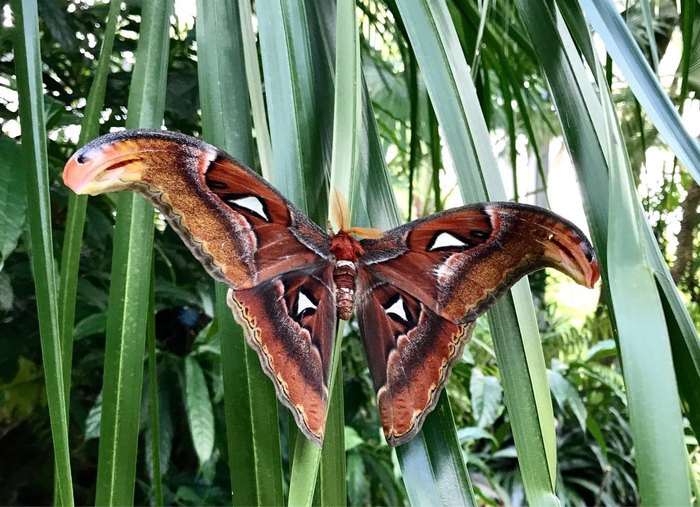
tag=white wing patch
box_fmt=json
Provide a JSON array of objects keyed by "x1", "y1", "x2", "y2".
[
  {"x1": 384, "y1": 297, "x2": 408, "y2": 321},
  {"x1": 229, "y1": 195, "x2": 269, "y2": 221},
  {"x1": 429, "y1": 231, "x2": 467, "y2": 251},
  {"x1": 297, "y1": 291, "x2": 317, "y2": 315}
]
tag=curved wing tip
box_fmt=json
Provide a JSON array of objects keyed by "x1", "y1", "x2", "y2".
[
  {"x1": 62, "y1": 154, "x2": 87, "y2": 193},
  {"x1": 385, "y1": 427, "x2": 420, "y2": 447},
  {"x1": 587, "y1": 257, "x2": 601, "y2": 288}
]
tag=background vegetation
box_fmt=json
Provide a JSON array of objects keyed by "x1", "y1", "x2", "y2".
[{"x1": 1, "y1": 0, "x2": 699, "y2": 505}]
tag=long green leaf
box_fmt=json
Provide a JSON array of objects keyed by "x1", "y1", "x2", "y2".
[
  {"x1": 196, "y1": 0, "x2": 284, "y2": 504},
  {"x1": 347, "y1": 3, "x2": 478, "y2": 505},
  {"x1": 238, "y1": 0, "x2": 274, "y2": 181},
  {"x1": 94, "y1": 1, "x2": 172, "y2": 504},
  {"x1": 287, "y1": 0, "x2": 359, "y2": 504},
  {"x1": 11, "y1": 0, "x2": 74, "y2": 504},
  {"x1": 184, "y1": 356, "x2": 215, "y2": 464},
  {"x1": 145, "y1": 273, "x2": 163, "y2": 506},
  {"x1": 396, "y1": 393, "x2": 477, "y2": 507},
  {"x1": 638, "y1": 0, "x2": 659, "y2": 72},
  {"x1": 58, "y1": 0, "x2": 121, "y2": 428},
  {"x1": 605, "y1": 111, "x2": 691, "y2": 506},
  {"x1": 578, "y1": 0, "x2": 700, "y2": 186},
  {"x1": 0, "y1": 139, "x2": 25, "y2": 271},
  {"x1": 392, "y1": 0, "x2": 557, "y2": 504},
  {"x1": 315, "y1": 0, "x2": 360, "y2": 503},
  {"x1": 656, "y1": 271, "x2": 700, "y2": 438},
  {"x1": 307, "y1": 0, "x2": 400, "y2": 231},
  {"x1": 518, "y1": 0, "x2": 700, "y2": 501},
  {"x1": 678, "y1": 0, "x2": 695, "y2": 108},
  {"x1": 256, "y1": 0, "x2": 324, "y2": 217}
]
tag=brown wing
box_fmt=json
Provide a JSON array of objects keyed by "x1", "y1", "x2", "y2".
[
  {"x1": 356, "y1": 270, "x2": 474, "y2": 446},
  {"x1": 360, "y1": 201, "x2": 599, "y2": 324},
  {"x1": 63, "y1": 129, "x2": 330, "y2": 289},
  {"x1": 357, "y1": 202, "x2": 599, "y2": 445},
  {"x1": 228, "y1": 263, "x2": 336, "y2": 445},
  {"x1": 63, "y1": 129, "x2": 336, "y2": 446}
]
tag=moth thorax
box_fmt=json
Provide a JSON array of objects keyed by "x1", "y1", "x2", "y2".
[{"x1": 333, "y1": 260, "x2": 356, "y2": 320}]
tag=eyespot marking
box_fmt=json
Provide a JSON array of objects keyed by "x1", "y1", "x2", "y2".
[
  {"x1": 428, "y1": 232, "x2": 471, "y2": 251},
  {"x1": 228, "y1": 195, "x2": 269, "y2": 221},
  {"x1": 383, "y1": 295, "x2": 408, "y2": 323},
  {"x1": 208, "y1": 180, "x2": 227, "y2": 190},
  {"x1": 297, "y1": 290, "x2": 317, "y2": 317}
]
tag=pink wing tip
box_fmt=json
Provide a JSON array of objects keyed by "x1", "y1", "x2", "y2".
[{"x1": 62, "y1": 152, "x2": 91, "y2": 194}]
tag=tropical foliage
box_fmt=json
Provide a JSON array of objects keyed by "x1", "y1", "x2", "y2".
[{"x1": 0, "y1": 0, "x2": 699, "y2": 505}]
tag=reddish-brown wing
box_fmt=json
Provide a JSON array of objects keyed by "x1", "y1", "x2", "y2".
[
  {"x1": 357, "y1": 202, "x2": 599, "y2": 445},
  {"x1": 63, "y1": 129, "x2": 336, "y2": 445},
  {"x1": 63, "y1": 129, "x2": 331, "y2": 289},
  {"x1": 355, "y1": 271, "x2": 474, "y2": 446},
  {"x1": 228, "y1": 263, "x2": 336, "y2": 445}
]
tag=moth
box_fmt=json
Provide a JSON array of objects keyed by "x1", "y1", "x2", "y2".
[{"x1": 63, "y1": 129, "x2": 600, "y2": 446}]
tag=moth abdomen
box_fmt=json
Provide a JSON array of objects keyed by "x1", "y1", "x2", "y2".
[{"x1": 334, "y1": 260, "x2": 356, "y2": 320}]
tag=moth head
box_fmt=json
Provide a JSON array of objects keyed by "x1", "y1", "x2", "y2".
[
  {"x1": 330, "y1": 230, "x2": 365, "y2": 261},
  {"x1": 63, "y1": 130, "x2": 160, "y2": 195}
]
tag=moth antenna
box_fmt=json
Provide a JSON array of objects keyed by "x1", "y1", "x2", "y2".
[
  {"x1": 330, "y1": 187, "x2": 351, "y2": 232},
  {"x1": 345, "y1": 226, "x2": 385, "y2": 239}
]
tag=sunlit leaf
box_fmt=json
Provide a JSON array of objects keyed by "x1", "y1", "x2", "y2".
[{"x1": 185, "y1": 356, "x2": 215, "y2": 464}]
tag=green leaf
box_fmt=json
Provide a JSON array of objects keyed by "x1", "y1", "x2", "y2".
[
  {"x1": 469, "y1": 368, "x2": 503, "y2": 429},
  {"x1": 94, "y1": 0, "x2": 172, "y2": 504},
  {"x1": 397, "y1": 394, "x2": 477, "y2": 507},
  {"x1": 346, "y1": 451, "x2": 369, "y2": 506},
  {"x1": 145, "y1": 385, "x2": 173, "y2": 480},
  {"x1": 344, "y1": 426, "x2": 364, "y2": 451},
  {"x1": 256, "y1": 0, "x2": 324, "y2": 217},
  {"x1": 58, "y1": 0, "x2": 122, "y2": 407},
  {"x1": 0, "y1": 138, "x2": 26, "y2": 271},
  {"x1": 578, "y1": 0, "x2": 700, "y2": 186},
  {"x1": 605, "y1": 74, "x2": 691, "y2": 505},
  {"x1": 85, "y1": 392, "x2": 102, "y2": 440},
  {"x1": 72, "y1": 312, "x2": 107, "y2": 341},
  {"x1": 196, "y1": 1, "x2": 284, "y2": 504},
  {"x1": 457, "y1": 426, "x2": 496, "y2": 444},
  {"x1": 547, "y1": 370, "x2": 587, "y2": 432},
  {"x1": 584, "y1": 339, "x2": 617, "y2": 362},
  {"x1": 11, "y1": 0, "x2": 74, "y2": 503},
  {"x1": 145, "y1": 283, "x2": 164, "y2": 505},
  {"x1": 238, "y1": 0, "x2": 274, "y2": 180},
  {"x1": 0, "y1": 272, "x2": 12, "y2": 311},
  {"x1": 185, "y1": 356, "x2": 215, "y2": 465}
]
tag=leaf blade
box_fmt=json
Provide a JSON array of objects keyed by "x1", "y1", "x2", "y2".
[
  {"x1": 196, "y1": 1, "x2": 285, "y2": 504},
  {"x1": 94, "y1": 1, "x2": 172, "y2": 504},
  {"x1": 185, "y1": 356, "x2": 215, "y2": 464},
  {"x1": 11, "y1": 0, "x2": 74, "y2": 503},
  {"x1": 578, "y1": 0, "x2": 700, "y2": 186}
]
